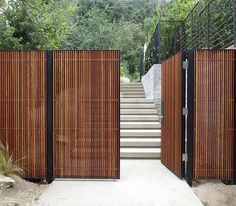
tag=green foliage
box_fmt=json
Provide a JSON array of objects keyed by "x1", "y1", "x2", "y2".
[
  {"x1": 0, "y1": 0, "x2": 76, "y2": 50},
  {"x1": 120, "y1": 66, "x2": 125, "y2": 77},
  {"x1": 65, "y1": 0, "x2": 158, "y2": 82},
  {"x1": 0, "y1": 142, "x2": 23, "y2": 180}
]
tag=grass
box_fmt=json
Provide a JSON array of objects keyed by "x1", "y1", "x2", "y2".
[{"x1": 0, "y1": 142, "x2": 23, "y2": 180}]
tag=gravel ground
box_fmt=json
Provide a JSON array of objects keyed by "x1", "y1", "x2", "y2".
[
  {"x1": 193, "y1": 180, "x2": 236, "y2": 206},
  {"x1": 0, "y1": 180, "x2": 47, "y2": 206}
]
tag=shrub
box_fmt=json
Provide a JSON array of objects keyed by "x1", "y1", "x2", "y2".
[{"x1": 0, "y1": 142, "x2": 23, "y2": 180}]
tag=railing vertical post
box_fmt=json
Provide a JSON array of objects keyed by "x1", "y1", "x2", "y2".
[
  {"x1": 154, "y1": 28, "x2": 158, "y2": 64},
  {"x1": 207, "y1": 3, "x2": 211, "y2": 49},
  {"x1": 198, "y1": 1, "x2": 202, "y2": 48},
  {"x1": 46, "y1": 51, "x2": 54, "y2": 183},
  {"x1": 139, "y1": 53, "x2": 144, "y2": 82},
  {"x1": 234, "y1": 0, "x2": 236, "y2": 47},
  {"x1": 186, "y1": 50, "x2": 194, "y2": 186},
  {"x1": 191, "y1": 12, "x2": 194, "y2": 49},
  {"x1": 157, "y1": 22, "x2": 161, "y2": 63},
  {"x1": 180, "y1": 24, "x2": 184, "y2": 52}
]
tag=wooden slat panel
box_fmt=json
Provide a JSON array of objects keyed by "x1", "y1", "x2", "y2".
[
  {"x1": 0, "y1": 51, "x2": 47, "y2": 178},
  {"x1": 194, "y1": 50, "x2": 235, "y2": 179},
  {"x1": 161, "y1": 52, "x2": 183, "y2": 178},
  {"x1": 53, "y1": 51, "x2": 120, "y2": 179}
]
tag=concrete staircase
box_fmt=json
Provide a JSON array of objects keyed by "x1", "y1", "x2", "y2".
[{"x1": 120, "y1": 83, "x2": 161, "y2": 159}]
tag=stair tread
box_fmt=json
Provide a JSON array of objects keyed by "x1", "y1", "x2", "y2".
[
  {"x1": 120, "y1": 148, "x2": 161, "y2": 153},
  {"x1": 121, "y1": 138, "x2": 161, "y2": 142},
  {"x1": 121, "y1": 122, "x2": 160, "y2": 125},
  {"x1": 121, "y1": 99, "x2": 152, "y2": 102},
  {"x1": 121, "y1": 129, "x2": 161, "y2": 132}
]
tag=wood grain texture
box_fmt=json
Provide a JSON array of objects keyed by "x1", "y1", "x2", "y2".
[
  {"x1": 161, "y1": 52, "x2": 183, "y2": 178},
  {"x1": 193, "y1": 50, "x2": 235, "y2": 180},
  {"x1": 0, "y1": 51, "x2": 47, "y2": 178},
  {"x1": 53, "y1": 51, "x2": 120, "y2": 179}
]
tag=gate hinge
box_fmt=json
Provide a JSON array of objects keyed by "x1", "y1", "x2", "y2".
[
  {"x1": 183, "y1": 60, "x2": 188, "y2": 70},
  {"x1": 182, "y1": 107, "x2": 188, "y2": 116},
  {"x1": 182, "y1": 153, "x2": 188, "y2": 162}
]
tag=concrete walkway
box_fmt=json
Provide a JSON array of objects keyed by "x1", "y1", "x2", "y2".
[{"x1": 39, "y1": 160, "x2": 202, "y2": 206}]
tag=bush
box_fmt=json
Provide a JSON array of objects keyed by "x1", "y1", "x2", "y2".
[{"x1": 0, "y1": 142, "x2": 23, "y2": 180}]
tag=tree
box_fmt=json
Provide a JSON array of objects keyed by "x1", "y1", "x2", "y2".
[
  {"x1": 65, "y1": 8, "x2": 116, "y2": 50},
  {"x1": 0, "y1": 0, "x2": 76, "y2": 50},
  {"x1": 65, "y1": 0, "x2": 158, "y2": 81}
]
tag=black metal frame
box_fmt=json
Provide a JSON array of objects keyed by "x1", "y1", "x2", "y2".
[
  {"x1": 46, "y1": 51, "x2": 54, "y2": 184},
  {"x1": 118, "y1": 51, "x2": 121, "y2": 180},
  {"x1": 185, "y1": 50, "x2": 194, "y2": 186},
  {"x1": 224, "y1": 50, "x2": 236, "y2": 185},
  {"x1": 181, "y1": 52, "x2": 186, "y2": 178},
  {"x1": 234, "y1": 0, "x2": 236, "y2": 47}
]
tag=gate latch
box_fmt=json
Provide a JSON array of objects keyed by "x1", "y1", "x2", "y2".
[
  {"x1": 182, "y1": 153, "x2": 188, "y2": 162},
  {"x1": 182, "y1": 107, "x2": 188, "y2": 116},
  {"x1": 183, "y1": 60, "x2": 188, "y2": 69}
]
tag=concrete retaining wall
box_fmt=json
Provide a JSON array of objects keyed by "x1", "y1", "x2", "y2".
[{"x1": 141, "y1": 64, "x2": 161, "y2": 115}]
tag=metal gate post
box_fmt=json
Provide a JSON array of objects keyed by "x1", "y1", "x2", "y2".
[
  {"x1": 234, "y1": 50, "x2": 236, "y2": 182},
  {"x1": 181, "y1": 52, "x2": 186, "y2": 178},
  {"x1": 46, "y1": 51, "x2": 54, "y2": 183},
  {"x1": 234, "y1": 0, "x2": 236, "y2": 47},
  {"x1": 186, "y1": 50, "x2": 194, "y2": 186}
]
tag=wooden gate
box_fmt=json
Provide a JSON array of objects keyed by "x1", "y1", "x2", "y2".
[
  {"x1": 0, "y1": 50, "x2": 120, "y2": 181},
  {"x1": 161, "y1": 52, "x2": 185, "y2": 178},
  {"x1": 53, "y1": 51, "x2": 120, "y2": 179}
]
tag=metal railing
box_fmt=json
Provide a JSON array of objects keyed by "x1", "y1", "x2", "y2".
[{"x1": 140, "y1": 0, "x2": 236, "y2": 78}]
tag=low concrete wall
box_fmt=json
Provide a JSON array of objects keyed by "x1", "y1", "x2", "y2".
[{"x1": 141, "y1": 64, "x2": 161, "y2": 115}]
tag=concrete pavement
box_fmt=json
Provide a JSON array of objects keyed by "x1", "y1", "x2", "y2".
[{"x1": 39, "y1": 160, "x2": 202, "y2": 206}]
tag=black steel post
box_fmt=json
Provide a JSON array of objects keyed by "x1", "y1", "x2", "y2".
[
  {"x1": 139, "y1": 53, "x2": 144, "y2": 82},
  {"x1": 181, "y1": 51, "x2": 186, "y2": 178},
  {"x1": 154, "y1": 29, "x2": 158, "y2": 64},
  {"x1": 224, "y1": 50, "x2": 236, "y2": 185},
  {"x1": 157, "y1": 23, "x2": 161, "y2": 63},
  {"x1": 186, "y1": 50, "x2": 194, "y2": 186},
  {"x1": 180, "y1": 24, "x2": 184, "y2": 52},
  {"x1": 198, "y1": 1, "x2": 202, "y2": 48},
  {"x1": 234, "y1": 50, "x2": 236, "y2": 183},
  {"x1": 46, "y1": 51, "x2": 54, "y2": 184},
  {"x1": 207, "y1": 3, "x2": 211, "y2": 49},
  {"x1": 234, "y1": 0, "x2": 236, "y2": 47},
  {"x1": 191, "y1": 12, "x2": 194, "y2": 49}
]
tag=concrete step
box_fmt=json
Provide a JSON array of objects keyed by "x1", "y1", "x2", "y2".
[
  {"x1": 121, "y1": 109, "x2": 157, "y2": 115},
  {"x1": 121, "y1": 115, "x2": 159, "y2": 122},
  {"x1": 120, "y1": 99, "x2": 153, "y2": 104},
  {"x1": 120, "y1": 88, "x2": 144, "y2": 92},
  {"x1": 121, "y1": 122, "x2": 161, "y2": 129},
  {"x1": 121, "y1": 91, "x2": 145, "y2": 95},
  {"x1": 120, "y1": 104, "x2": 155, "y2": 109},
  {"x1": 121, "y1": 129, "x2": 161, "y2": 137},
  {"x1": 120, "y1": 94, "x2": 146, "y2": 98},
  {"x1": 121, "y1": 138, "x2": 161, "y2": 147},
  {"x1": 120, "y1": 148, "x2": 161, "y2": 159},
  {"x1": 121, "y1": 83, "x2": 142, "y2": 87}
]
